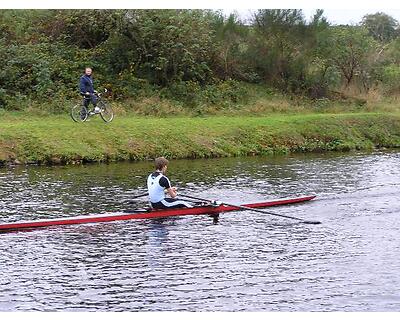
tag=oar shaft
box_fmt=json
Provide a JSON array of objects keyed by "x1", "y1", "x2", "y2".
[
  {"x1": 179, "y1": 194, "x2": 320, "y2": 224},
  {"x1": 225, "y1": 203, "x2": 303, "y2": 221},
  {"x1": 131, "y1": 192, "x2": 148, "y2": 199},
  {"x1": 122, "y1": 192, "x2": 149, "y2": 203}
]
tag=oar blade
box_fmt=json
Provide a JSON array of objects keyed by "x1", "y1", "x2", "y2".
[{"x1": 302, "y1": 220, "x2": 322, "y2": 225}]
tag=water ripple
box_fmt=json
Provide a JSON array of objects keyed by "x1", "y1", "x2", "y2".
[{"x1": 0, "y1": 150, "x2": 400, "y2": 311}]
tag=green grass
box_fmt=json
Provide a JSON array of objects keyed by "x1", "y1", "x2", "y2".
[{"x1": 1, "y1": 112, "x2": 400, "y2": 165}]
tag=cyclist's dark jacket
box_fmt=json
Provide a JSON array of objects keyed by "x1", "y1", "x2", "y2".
[{"x1": 79, "y1": 74, "x2": 95, "y2": 95}]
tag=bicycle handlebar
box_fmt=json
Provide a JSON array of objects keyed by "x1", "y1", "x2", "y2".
[{"x1": 82, "y1": 88, "x2": 108, "y2": 98}]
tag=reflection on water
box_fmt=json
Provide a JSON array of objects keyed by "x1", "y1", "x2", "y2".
[{"x1": 0, "y1": 150, "x2": 400, "y2": 311}]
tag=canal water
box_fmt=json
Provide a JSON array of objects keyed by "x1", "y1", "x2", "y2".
[{"x1": 0, "y1": 150, "x2": 399, "y2": 311}]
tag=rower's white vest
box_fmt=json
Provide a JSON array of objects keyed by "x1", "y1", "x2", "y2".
[{"x1": 147, "y1": 173, "x2": 168, "y2": 203}]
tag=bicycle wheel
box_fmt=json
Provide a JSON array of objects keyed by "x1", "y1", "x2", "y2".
[
  {"x1": 99, "y1": 101, "x2": 114, "y2": 123},
  {"x1": 71, "y1": 104, "x2": 88, "y2": 122}
]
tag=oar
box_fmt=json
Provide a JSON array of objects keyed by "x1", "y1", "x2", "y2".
[
  {"x1": 179, "y1": 194, "x2": 321, "y2": 225},
  {"x1": 130, "y1": 192, "x2": 148, "y2": 200},
  {"x1": 120, "y1": 192, "x2": 149, "y2": 205}
]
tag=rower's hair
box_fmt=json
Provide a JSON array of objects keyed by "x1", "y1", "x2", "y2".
[{"x1": 155, "y1": 157, "x2": 169, "y2": 170}]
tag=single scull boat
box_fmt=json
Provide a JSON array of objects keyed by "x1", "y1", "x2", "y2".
[{"x1": 0, "y1": 195, "x2": 315, "y2": 232}]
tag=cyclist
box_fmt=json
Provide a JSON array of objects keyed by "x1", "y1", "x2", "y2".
[{"x1": 79, "y1": 67, "x2": 100, "y2": 114}]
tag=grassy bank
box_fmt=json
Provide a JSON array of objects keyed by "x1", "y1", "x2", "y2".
[{"x1": 0, "y1": 112, "x2": 400, "y2": 166}]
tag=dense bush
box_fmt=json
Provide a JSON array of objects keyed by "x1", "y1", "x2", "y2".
[
  {"x1": 1, "y1": 9, "x2": 400, "y2": 111},
  {"x1": 159, "y1": 79, "x2": 249, "y2": 109},
  {"x1": 0, "y1": 42, "x2": 101, "y2": 105},
  {"x1": 380, "y1": 64, "x2": 400, "y2": 93},
  {"x1": 101, "y1": 10, "x2": 216, "y2": 86}
]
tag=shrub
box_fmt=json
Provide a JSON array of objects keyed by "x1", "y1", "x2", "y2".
[{"x1": 380, "y1": 64, "x2": 400, "y2": 93}]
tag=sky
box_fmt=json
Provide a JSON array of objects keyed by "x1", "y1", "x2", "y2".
[
  {"x1": 226, "y1": 9, "x2": 400, "y2": 25},
  {"x1": 2, "y1": 0, "x2": 400, "y2": 26},
  {"x1": 311, "y1": 9, "x2": 400, "y2": 25}
]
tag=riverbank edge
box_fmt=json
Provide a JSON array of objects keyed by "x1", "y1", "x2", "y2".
[{"x1": 0, "y1": 113, "x2": 399, "y2": 166}]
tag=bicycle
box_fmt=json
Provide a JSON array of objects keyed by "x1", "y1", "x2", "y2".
[{"x1": 70, "y1": 89, "x2": 114, "y2": 123}]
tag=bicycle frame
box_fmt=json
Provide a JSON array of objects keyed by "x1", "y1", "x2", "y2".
[
  {"x1": 71, "y1": 88, "x2": 113, "y2": 123},
  {"x1": 82, "y1": 89, "x2": 107, "y2": 114}
]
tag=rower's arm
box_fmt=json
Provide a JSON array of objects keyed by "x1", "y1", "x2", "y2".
[
  {"x1": 160, "y1": 176, "x2": 177, "y2": 198},
  {"x1": 166, "y1": 187, "x2": 177, "y2": 198}
]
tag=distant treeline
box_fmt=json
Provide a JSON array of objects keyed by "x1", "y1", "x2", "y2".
[{"x1": 1, "y1": 9, "x2": 400, "y2": 110}]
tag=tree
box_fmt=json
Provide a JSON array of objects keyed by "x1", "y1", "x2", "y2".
[
  {"x1": 361, "y1": 12, "x2": 399, "y2": 43},
  {"x1": 249, "y1": 9, "x2": 337, "y2": 97},
  {"x1": 327, "y1": 26, "x2": 377, "y2": 88},
  {"x1": 253, "y1": 9, "x2": 306, "y2": 35},
  {"x1": 384, "y1": 37, "x2": 400, "y2": 64},
  {"x1": 251, "y1": 10, "x2": 307, "y2": 88},
  {"x1": 40, "y1": 10, "x2": 117, "y2": 49},
  {"x1": 109, "y1": 10, "x2": 215, "y2": 86},
  {"x1": 210, "y1": 12, "x2": 248, "y2": 80}
]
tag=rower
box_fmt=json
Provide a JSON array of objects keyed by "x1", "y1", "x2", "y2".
[{"x1": 147, "y1": 157, "x2": 193, "y2": 209}]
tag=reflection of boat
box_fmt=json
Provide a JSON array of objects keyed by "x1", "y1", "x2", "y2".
[{"x1": 0, "y1": 195, "x2": 316, "y2": 232}]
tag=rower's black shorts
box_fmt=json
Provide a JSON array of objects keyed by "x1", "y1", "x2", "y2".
[{"x1": 151, "y1": 198, "x2": 193, "y2": 209}]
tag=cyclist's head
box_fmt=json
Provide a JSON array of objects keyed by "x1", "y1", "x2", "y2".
[{"x1": 84, "y1": 67, "x2": 92, "y2": 76}]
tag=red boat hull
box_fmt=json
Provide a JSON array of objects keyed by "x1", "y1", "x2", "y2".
[{"x1": 0, "y1": 195, "x2": 316, "y2": 232}]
